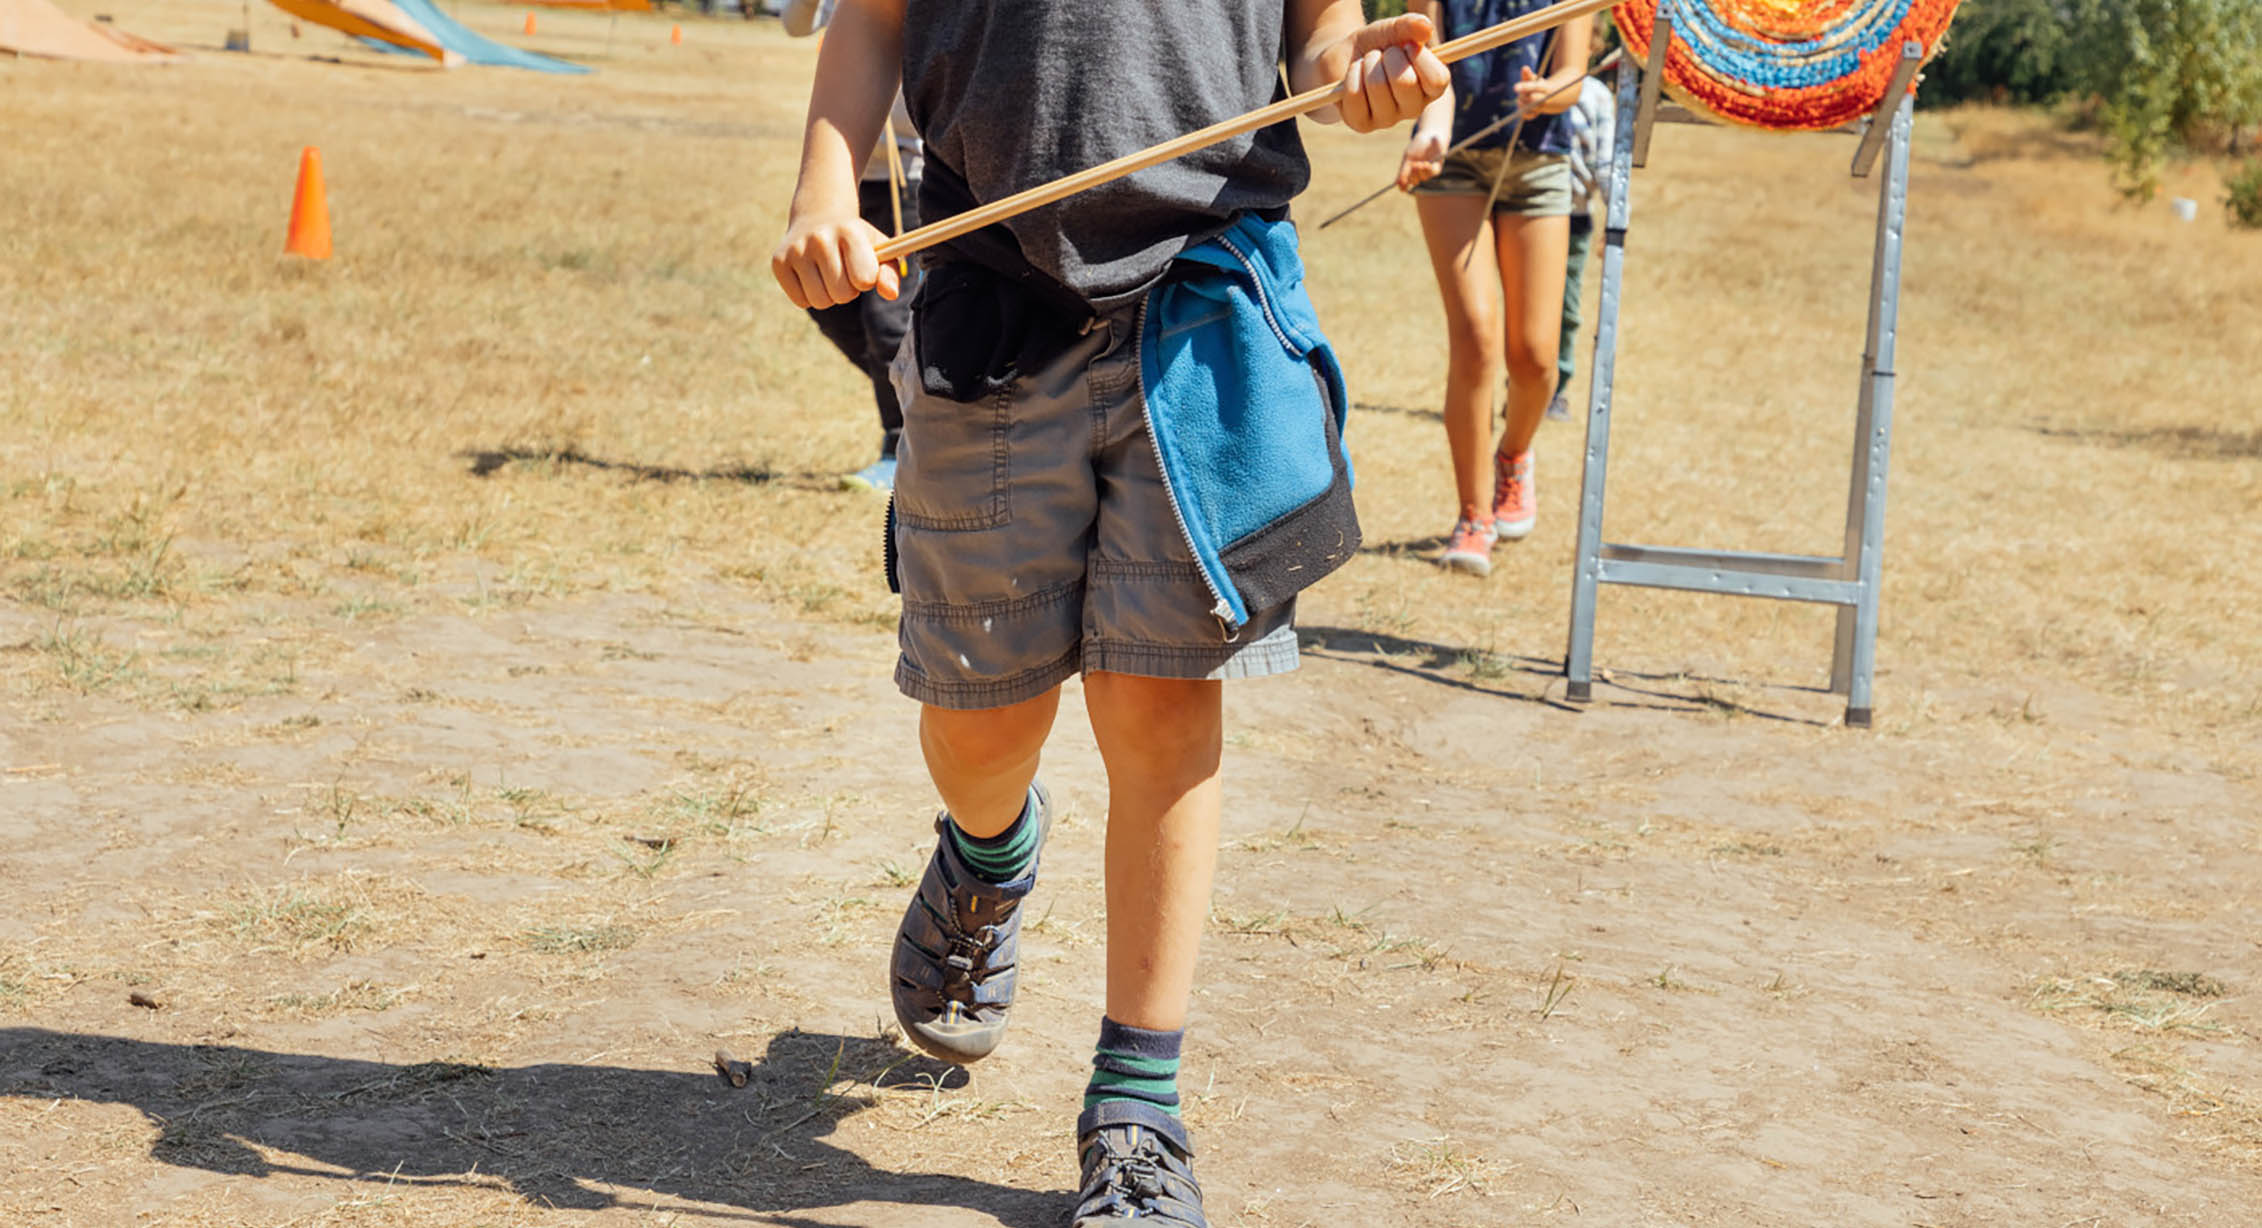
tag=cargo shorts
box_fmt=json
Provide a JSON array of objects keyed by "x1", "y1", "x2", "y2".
[
  {"x1": 886, "y1": 297, "x2": 1299, "y2": 711},
  {"x1": 1411, "y1": 146, "x2": 1574, "y2": 217}
]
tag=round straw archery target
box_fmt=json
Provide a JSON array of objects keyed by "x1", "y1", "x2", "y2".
[{"x1": 1612, "y1": 0, "x2": 1962, "y2": 131}]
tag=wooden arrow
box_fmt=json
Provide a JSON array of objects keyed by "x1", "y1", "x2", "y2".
[{"x1": 871, "y1": 0, "x2": 1617, "y2": 264}]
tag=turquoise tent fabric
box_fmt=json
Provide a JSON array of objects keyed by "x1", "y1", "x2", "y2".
[{"x1": 373, "y1": 0, "x2": 591, "y2": 72}]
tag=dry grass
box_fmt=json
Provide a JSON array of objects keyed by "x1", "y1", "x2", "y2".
[
  {"x1": 1303, "y1": 103, "x2": 2262, "y2": 742},
  {"x1": 2024, "y1": 967, "x2": 2259, "y2": 1163},
  {"x1": 3, "y1": 5, "x2": 2256, "y2": 754},
  {"x1": 4, "y1": 0, "x2": 892, "y2": 695},
  {"x1": 1385, "y1": 1135, "x2": 1507, "y2": 1199},
  {"x1": 2031, "y1": 969, "x2": 2232, "y2": 1035},
  {"x1": 4, "y1": 5, "x2": 2260, "y2": 1226}
]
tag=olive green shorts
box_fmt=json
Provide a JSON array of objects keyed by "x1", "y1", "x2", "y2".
[{"x1": 1411, "y1": 147, "x2": 1574, "y2": 217}]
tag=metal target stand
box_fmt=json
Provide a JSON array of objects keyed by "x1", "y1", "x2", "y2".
[{"x1": 1563, "y1": 27, "x2": 1926, "y2": 728}]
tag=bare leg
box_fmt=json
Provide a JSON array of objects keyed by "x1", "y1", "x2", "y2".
[
  {"x1": 1492, "y1": 211, "x2": 1571, "y2": 460},
  {"x1": 919, "y1": 688, "x2": 1061, "y2": 838},
  {"x1": 1414, "y1": 193, "x2": 1507, "y2": 524},
  {"x1": 1084, "y1": 672, "x2": 1223, "y2": 1032}
]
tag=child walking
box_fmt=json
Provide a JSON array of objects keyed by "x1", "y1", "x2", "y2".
[
  {"x1": 1396, "y1": 0, "x2": 1591, "y2": 576},
  {"x1": 770, "y1": 2, "x2": 1448, "y2": 1222}
]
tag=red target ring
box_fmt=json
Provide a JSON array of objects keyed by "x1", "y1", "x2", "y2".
[{"x1": 1613, "y1": 0, "x2": 1963, "y2": 131}]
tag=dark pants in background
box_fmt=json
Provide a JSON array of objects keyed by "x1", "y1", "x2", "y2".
[
  {"x1": 807, "y1": 177, "x2": 920, "y2": 459},
  {"x1": 1556, "y1": 210, "x2": 1595, "y2": 400}
]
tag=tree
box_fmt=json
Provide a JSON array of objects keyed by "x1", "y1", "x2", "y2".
[
  {"x1": 1924, "y1": 0, "x2": 2096, "y2": 105},
  {"x1": 1927, "y1": 0, "x2": 2262, "y2": 200},
  {"x1": 2069, "y1": 0, "x2": 2262, "y2": 199}
]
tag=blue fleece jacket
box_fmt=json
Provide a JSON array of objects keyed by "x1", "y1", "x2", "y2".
[{"x1": 1138, "y1": 213, "x2": 1361, "y2": 632}]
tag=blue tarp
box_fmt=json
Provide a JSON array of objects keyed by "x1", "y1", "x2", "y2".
[{"x1": 370, "y1": 0, "x2": 591, "y2": 73}]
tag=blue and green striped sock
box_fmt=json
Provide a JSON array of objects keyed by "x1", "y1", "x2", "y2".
[
  {"x1": 946, "y1": 789, "x2": 1040, "y2": 884},
  {"x1": 1082, "y1": 1017, "x2": 1182, "y2": 1117}
]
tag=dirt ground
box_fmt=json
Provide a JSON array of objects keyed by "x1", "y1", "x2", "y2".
[{"x1": 4, "y1": 4, "x2": 2260, "y2": 1226}]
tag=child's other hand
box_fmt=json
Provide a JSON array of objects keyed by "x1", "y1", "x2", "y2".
[
  {"x1": 771, "y1": 213, "x2": 900, "y2": 309},
  {"x1": 1397, "y1": 129, "x2": 1446, "y2": 190},
  {"x1": 1513, "y1": 66, "x2": 1574, "y2": 116},
  {"x1": 1335, "y1": 14, "x2": 1450, "y2": 133}
]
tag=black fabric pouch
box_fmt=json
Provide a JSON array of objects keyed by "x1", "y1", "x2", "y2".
[
  {"x1": 911, "y1": 159, "x2": 1093, "y2": 401},
  {"x1": 912, "y1": 261, "x2": 1088, "y2": 402}
]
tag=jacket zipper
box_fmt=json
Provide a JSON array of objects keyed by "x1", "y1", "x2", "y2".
[
  {"x1": 1212, "y1": 232, "x2": 1298, "y2": 357},
  {"x1": 1132, "y1": 293, "x2": 1238, "y2": 637}
]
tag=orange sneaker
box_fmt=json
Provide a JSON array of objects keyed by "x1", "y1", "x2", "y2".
[
  {"x1": 1437, "y1": 517, "x2": 1497, "y2": 577},
  {"x1": 1491, "y1": 449, "x2": 1536, "y2": 540}
]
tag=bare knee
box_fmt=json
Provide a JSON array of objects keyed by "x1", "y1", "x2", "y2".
[
  {"x1": 1086, "y1": 674, "x2": 1222, "y2": 776},
  {"x1": 1505, "y1": 333, "x2": 1558, "y2": 390},
  {"x1": 921, "y1": 693, "x2": 1055, "y2": 778},
  {"x1": 1447, "y1": 314, "x2": 1505, "y2": 377}
]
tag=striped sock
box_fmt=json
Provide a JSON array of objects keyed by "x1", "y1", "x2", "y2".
[
  {"x1": 947, "y1": 789, "x2": 1040, "y2": 884},
  {"x1": 1082, "y1": 1017, "x2": 1182, "y2": 1117}
]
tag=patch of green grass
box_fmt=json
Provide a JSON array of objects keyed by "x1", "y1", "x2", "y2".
[
  {"x1": 267, "y1": 979, "x2": 403, "y2": 1015},
  {"x1": 2113, "y1": 969, "x2": 2228, "y2": 998},
  {"x1": 1325, "y1": 904, "x2": 1376, "y2": 931},
  {"x1": 1460, "y1": 648, "x2": 1511, "y2": 682},
  {"x1": 4, "y1": 534, "x2": 60, "y2": 562},
  {"x1": 2031, "y1": 972, "x2": 2229, "y2": 1034},
  {"x1": 1536, "y1": 964, "x2": 1576, "y2": 1019},
  {"x1": 1213, "y1": 907, "x2": 1291, "y2": 937},
  {"x1": 525, "y1": 924, "x2": 638, "y2": 954},
  {"x1": 9, "y1": 565, "x2": 77, "y2": 611},
  {"x1": 160, "y1": 640, "x2": 229, "y2": 662},
  {"x1": 611, "y1": 837, "x2": 679, "y2": 879},
  {"x1": 662, "y1": 779, "x2": 765, "y2": 837},
  {"x1": 333, "y1": 595, "x2": 403, "y2": 621},
  {"x1": 228, "y1": 887, "x2": 366, "y2": 953},
  {"x1": 1387, "y1": 1136, "x2": 1501, "y2": 1199},
  {"x1": 10, "y1": 553, "x2": 177, "y2": 610},
  {"x1": 497, "y1": 785, "x2": 568, "y2": 830},
  {"x1": 1763, "y1": 971, "x2": 1806, "y2": 1000},
  {"x1": 1369, "y1": 933, "x2": 1450, "y2": 971},
  {"x1": 7, "y1": 490, "x2": 184, "y2": 612},
  {"x1": 1235, "y1": 806, "x2": 1323, "y2": 852},
  {"x1": 35, "y1": 624, "x2": 142, "y2": 693},
  {"x1": 315, "y1": 784, "x2": 366, "y2": 839}
]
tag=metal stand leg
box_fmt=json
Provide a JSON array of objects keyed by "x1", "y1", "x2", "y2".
[
  {"x1": 1563, "y1": 40, "x2": 1921, "y2": 726},
  {"x1": 1564, "y1": 53, "x2": 1647, "y2": 704},
  {"x1": 1834, "y1": 93, "x2": 1912, "y2": 727}
]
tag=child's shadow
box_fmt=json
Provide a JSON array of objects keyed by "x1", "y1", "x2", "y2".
[{"x1": 1, "y1": 1025, "x2": 1063, "y2": 1225}]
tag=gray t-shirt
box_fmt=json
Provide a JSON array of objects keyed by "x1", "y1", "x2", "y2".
[{"x1": 901, "y1": 0, "x2": 1309, "y2": 311}]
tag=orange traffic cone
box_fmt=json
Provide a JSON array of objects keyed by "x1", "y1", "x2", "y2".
[
  {"x1": 523, "y1": 12, "x2": 536, "y2": 35},
  {"x1": 284, "y1": 146, "x2": 331, "y2": 261},
  {"x1": 668, "y1": 23, "x2": 681, "y2": 44}
]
